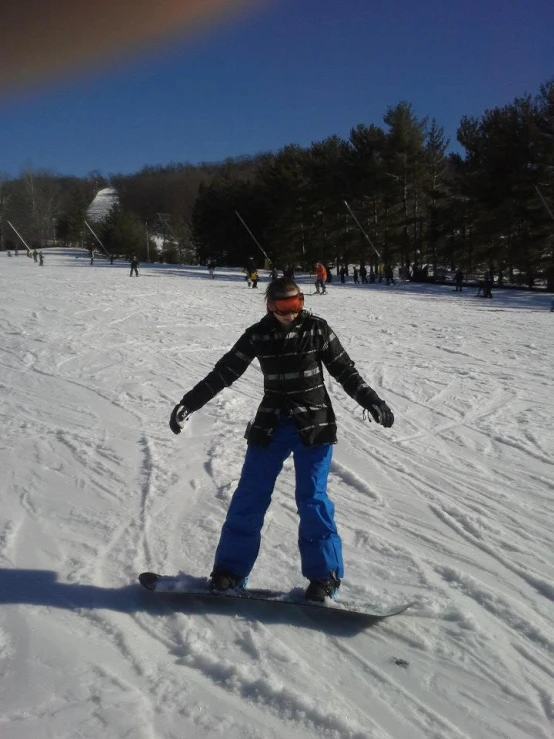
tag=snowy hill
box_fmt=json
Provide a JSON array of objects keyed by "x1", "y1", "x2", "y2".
[
  {"x1": 0, "y1": 249, "x2": 552, "y2": 739},
  {"x1": 86, "y1": 187, "x2": 119, "y2": 221}
]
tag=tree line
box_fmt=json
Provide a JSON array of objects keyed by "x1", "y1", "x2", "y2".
[{"x1": 1, "y1": 78, "x2": 552, "y2": 289}]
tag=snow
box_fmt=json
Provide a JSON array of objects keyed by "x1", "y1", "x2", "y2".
[
  {"x1": 86, "y1": 187, "x2": 119, "y2": 222},
  {"x1": 0, "y1": 248, "x2": 553, "y2": 739}
]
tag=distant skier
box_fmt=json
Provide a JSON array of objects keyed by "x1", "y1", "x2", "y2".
[
  {"x1": 90, "y1": 251, "x2": 94, "y2": 265},
  {"x1": 339, "y1": 265, "x2": 347, "y2": 283},
  {"x1": 207, "y1": 259, "x2": 216, "y2": 279},
  {"x1": 249, "y1": 268, "x2": 259, "y2": 288},
  {"x1": 353, "y1": 267, "x2": 359, "y2": 284},
  {"x1": 314, "y1": 262, "x2": 327, "y2": 294},
  {"x1": 39, "y1": 251, "x2": 44, "y2": 266},
  {"x1": 270, "y1": 267, "x2": 279, "y2": 281},
  {"x1": 130, "y1": 254, "x2": 139, "y2": 277},
  {"x1": 110, "y1": 255, "x2": 115, "y2": 265},
  {"x1": 385, "y1": 265, "x2": 396, "y2": 285},
  {"x1": 359, "y1": 264, "x2": 367, "y2": 284},
  {"x1": 454, "y1": 269, "x2": 464, "y2": 292},
  {"x1": 32, "y1": 249, "x2": 38, "y2": 263},
  {"x1": 169, "y1": 277, "x2": 394, "y2": 602},
  {"x1": 483, "y1": 272, "x2": 493, "y2": 298}
]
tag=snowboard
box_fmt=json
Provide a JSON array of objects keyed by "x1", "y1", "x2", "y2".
[{"x1": 138, "y1": 572, "x2": 413, "y2": 618}]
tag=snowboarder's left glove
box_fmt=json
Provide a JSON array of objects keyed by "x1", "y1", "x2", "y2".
[
  {"x1": 170, "y1": 404, "x2": 190, "y2": 434},
  {"x1": 366, "y1": 401, "x2": 394, "y2": 428}
]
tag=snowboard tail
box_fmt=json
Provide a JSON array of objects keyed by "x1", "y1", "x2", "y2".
[{"x1": 138, "y1": 572, "x2": 413, "y2": 618}]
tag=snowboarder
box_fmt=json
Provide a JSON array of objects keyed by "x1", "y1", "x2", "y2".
[
  {"x1": 169, "y1": 277, "x2": 394, "y2": 602},
  {"x1": 244, "y1": 258, "x2": 256, "y2": 286},
  {"x1": 314, "y1": 262, "x2": 327, "y2": 294},
  {"x1": 130, "y1": 255, "x2": 139, "y2": 277}
]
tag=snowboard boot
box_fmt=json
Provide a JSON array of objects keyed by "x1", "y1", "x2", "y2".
[
  {"x1": 305, "y1": 572, "x2": 341, "y2": 602},
  {"x1": 209, "y1": 569, "x2": 247, "y2": 592}
]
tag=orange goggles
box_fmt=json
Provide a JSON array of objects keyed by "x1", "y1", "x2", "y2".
[{"x1": 272, "y1": 293, "x2": 305, "y2": 316}]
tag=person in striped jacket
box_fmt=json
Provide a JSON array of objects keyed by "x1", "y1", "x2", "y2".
[{"x1": 169, "y1": 277, "x2": 394, "y2": 602}]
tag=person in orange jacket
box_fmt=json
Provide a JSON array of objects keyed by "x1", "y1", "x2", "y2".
[{"x1": 314, "y1": 262, "x2": 327, "y2": 294}]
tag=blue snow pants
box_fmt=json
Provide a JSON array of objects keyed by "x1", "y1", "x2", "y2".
[{"x1": 213, "y1": 419, "x2": 344, "y2": 581}]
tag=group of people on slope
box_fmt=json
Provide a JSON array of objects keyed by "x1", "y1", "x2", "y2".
[
  {"x1": 32, "y1": 249, "x2": 44, "y2": 265},
  {"x1": 88, "y1": 251, "x2": 139, "y2": 276},
  {"x1": 206, "y1": 258, "x2": 402, "y2": 296},
  {"x1": 336, "y1": 264, "x2": 396, "y2": 285},
  {"x1": 455, "y1": 269, "x2": 494, "y2": 298},
  {"x1": 476, "y1": 272, "x2": 493, "y2": 298}
]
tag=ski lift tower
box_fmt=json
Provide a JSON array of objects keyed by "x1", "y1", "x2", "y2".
[{"x1": 156, "y1": 213, "x2": 172, "y2": 252}]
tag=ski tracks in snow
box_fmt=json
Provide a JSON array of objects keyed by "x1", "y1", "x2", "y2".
[{"x1": 0, "y1": 254, "x2": 553, "y2": 738}]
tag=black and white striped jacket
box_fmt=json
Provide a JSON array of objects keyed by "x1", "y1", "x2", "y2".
[{"x1": 180, "y1": 310, "x2": 381, "y2": 447}]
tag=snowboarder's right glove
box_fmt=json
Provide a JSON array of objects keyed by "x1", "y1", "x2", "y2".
[
  {"x1": 366, "y1": 401, "x2": 394, "y2": 428},
  {"x1": 169, "y1": 404, "x2": 190, "y2": 435}
]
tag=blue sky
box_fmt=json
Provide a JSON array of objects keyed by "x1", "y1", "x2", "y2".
[{"x1": 1, "y1": 0, "x2": 553, "y2": 178}]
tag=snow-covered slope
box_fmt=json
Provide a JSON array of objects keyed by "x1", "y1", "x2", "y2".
[
  {"x1": 86, "y1": 187, "x2": 119, "y2": 221},
  {"x1": 0, "y1": 249, "x2": 552, "y2": 739}
]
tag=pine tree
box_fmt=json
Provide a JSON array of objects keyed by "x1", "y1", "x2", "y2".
[
  {"x1": 97, "y1": 205, "x2": 146, "y2": 259},
  {"x1": 57, "y1": 187, "x2": 90, "y2": 246},
  {"x1": 383, "y1": 102, "x2": 428, "y2": 274},
  {"x1": 424, "y1": 119, "x2": 450, "y2": 277}
]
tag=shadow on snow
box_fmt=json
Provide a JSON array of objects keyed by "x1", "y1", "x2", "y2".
[{"x1": 0, "y1": 568, "x2": 385, "y2": 636}]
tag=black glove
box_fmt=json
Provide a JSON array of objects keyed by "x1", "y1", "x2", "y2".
[
  {"x1": 169, "y1": 404, "x2": 190, "y2": 435},
  {"x1": 367, "y1": 401, "x2": 394, "y2": 428}
]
